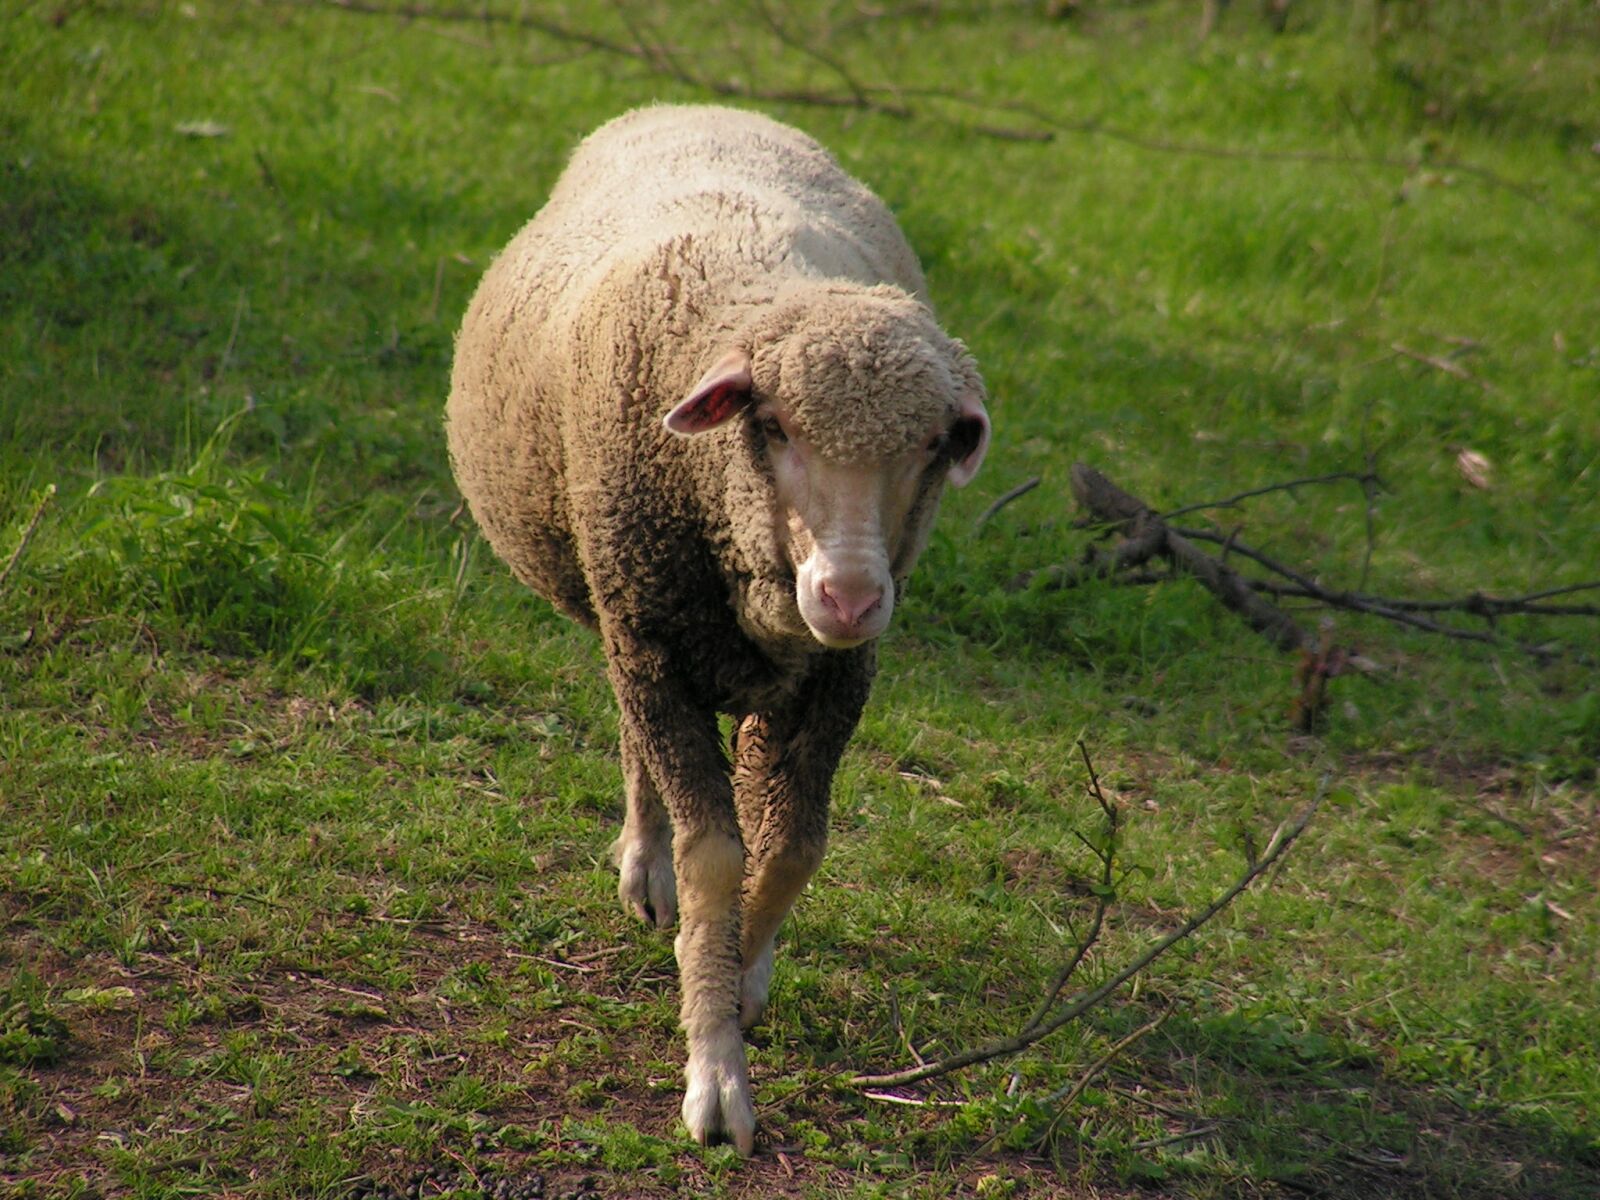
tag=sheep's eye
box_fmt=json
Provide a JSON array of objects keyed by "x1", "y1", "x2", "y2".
[
  {"x1": 759, "y1": 415, "x2": 788, "y2": 445},
  {"x1": 948, "y1": 416, "x2": 984, "y2": 459}
]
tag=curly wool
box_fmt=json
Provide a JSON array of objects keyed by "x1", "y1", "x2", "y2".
[
  {"x1": 446, "y1": 104, "x2": 982, "y2": 681},
  {"x1": 445, "y1": 102, "x2": 989, "y2": 1156},
  {"x1": 750, "y1": 284, "x2": 984, "y2": 463}
]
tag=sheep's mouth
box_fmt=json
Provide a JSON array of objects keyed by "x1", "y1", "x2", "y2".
[{"x1": 810, "y1": 630, "x2": 874, "y2": 650}]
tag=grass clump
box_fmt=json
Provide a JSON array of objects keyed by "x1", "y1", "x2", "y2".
[
  {"x1": 66, "y1": 428, "x2": 331, "y2": 658},
  {"x1": 3, "y1": 414, "x2": 468, "y2": 699},
  {"x1": 0, "y1": 976, "x2": 69, "y2": 1069}
]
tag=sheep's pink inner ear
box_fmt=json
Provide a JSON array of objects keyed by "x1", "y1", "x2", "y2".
[
  {"x1": 664, "y1": 350, "x2": 754, "y2": 436},
  {"x1": 946, "y1": 396, "x2": 990, "y2": 488}
]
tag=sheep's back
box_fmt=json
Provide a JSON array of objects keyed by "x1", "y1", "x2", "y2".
[
  {"x1": 445, "y1": 104, "x2": 931, "y2": 639},
  {"x1": 537, "y1": 105, "x2": 926, "y2": 303}
]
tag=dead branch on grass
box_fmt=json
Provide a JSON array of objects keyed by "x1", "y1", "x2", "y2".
[
  {"x1": 1157, "y1": 471, "x2": 1382, "y2": 523},
  {"x1": 852, "y1": 751, "x2": 1324, "y2": 1089},
  {"x1": 1021, "y1": 741, "x2": 1116, "y2": 1035},
  {"x1": 1011, "y1": 464, "x2": 1597, "y2": 670},
  {"x1": 1042, "y1": 999, "x2": 1176, "y2": 1110},
  {"x1": 971, "y1": 999, "x2": 1178, "y2": 1158},
  {"x1": 974, "y1": 476, "x2": 1041, "y2": 530},
  {"x1": 1173, "y1": 526, "x2": 1595, "y2": 659},
  {"x1": 1030, "y1": 464, "x2": 1321, "y2": 654},
  {"x1": 1390, "y1": 341, "x2": 1500, "y2": 394},
  {"x1": 292, "y1": 0, "x2": 1593, "y2": 226}
]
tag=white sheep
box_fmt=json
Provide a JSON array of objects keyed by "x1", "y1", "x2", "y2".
[{"x1": 445, "y1": 104, "x2": 989, "y2": 1154}]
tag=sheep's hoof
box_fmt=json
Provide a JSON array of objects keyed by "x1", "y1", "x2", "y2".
[
  {"x1": 739, "y1": 944, "x2": 774, "y2": 1030},
  {"x1": 612, "y1": 831, "x2": 677, "y2": 929},
  {"x1": 682, "y1": 1030, "x2": 755, "y2": 1156}
]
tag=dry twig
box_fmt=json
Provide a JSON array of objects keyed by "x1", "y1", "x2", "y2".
[
  {"x1": 1021, "y1": 741, "x2": 1115, "y2": 1034},
  {"x1": 1158, "y1": 470, "x2": 1382, "y2": 523},
  {"x1": 974, "y1": 476, "x2": 1041, "y2": 530},
  {"x1": 852, "y1": 764, "x2": 1324, "y2": 1090},
  {"x1": 289, "y1": 0, "x2": 1593, "y2": 228},
  {"x1": 1390, "y1": 341, "x2": 1500, "y2": 394},
  {"x1": 1015, "y1": 464, "x2": 1594, "y2": 667},
  {"x1": 1062, "y1": 464, "x2": 1317, "y2": 653},
  {"x1": 1174, "y1": 528, "x2": 1592, "y2": 660},
  {"x1": 1043, "y1": 1000, "x2": 1176, "y2": 1110}
]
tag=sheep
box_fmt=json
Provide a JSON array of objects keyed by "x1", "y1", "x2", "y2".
[{"x1": 445, "y1": 104, "x2": 990, "y2": 1154}]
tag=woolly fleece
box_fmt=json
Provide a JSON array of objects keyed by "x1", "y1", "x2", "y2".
[{"x1": 444, "y1": 104, "x2": 987, "y2": 1152}]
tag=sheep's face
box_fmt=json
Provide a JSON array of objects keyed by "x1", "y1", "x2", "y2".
[
  {"x1": 760, "y1": 401, "x2": 986, "y2": 647},
  {"x1": 664, "y1": 300, "x2": 989, "y2": 649}
]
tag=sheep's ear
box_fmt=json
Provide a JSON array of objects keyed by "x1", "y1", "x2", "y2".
[
  {"x1": 945, "y1": 394, "x2": 990, "y2": 488},
  {"x1": 664, "y1": 350, "x2": 753, "y2": 436}
]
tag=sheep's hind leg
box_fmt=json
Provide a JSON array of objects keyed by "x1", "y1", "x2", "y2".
[{"x1": 610, "y1": 730, "x2": 677, "y2": 928}]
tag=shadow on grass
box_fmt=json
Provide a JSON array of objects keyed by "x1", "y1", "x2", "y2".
[
  {"x1": 0, "y1": 135, "x2": 458, "y2": 492},
  {"x1": 1049, "y1": 1012, "x2": 1600, "y2": 1200}
]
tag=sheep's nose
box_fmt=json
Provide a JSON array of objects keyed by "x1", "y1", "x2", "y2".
[{"x1": 819, "y1": 580, "x2": 883, "y2": 629}]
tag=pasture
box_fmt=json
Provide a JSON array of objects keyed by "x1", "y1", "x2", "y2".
[{"x1": 2, "y1": 2, "x2": 1597, "y2": 1197}]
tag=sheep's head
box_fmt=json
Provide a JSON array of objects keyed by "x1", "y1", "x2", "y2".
[{"x1": 664, "y1": 288, "x2": 989, "y2": 649}]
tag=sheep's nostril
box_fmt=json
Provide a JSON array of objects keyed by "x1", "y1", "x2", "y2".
[{"x1": 819, "y1": 581, "x2": 884, "y2": 627}]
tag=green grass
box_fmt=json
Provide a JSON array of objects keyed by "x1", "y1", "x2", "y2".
[{"x1": 3, "y1": 2, "x2": 1598, "y2": 1197}]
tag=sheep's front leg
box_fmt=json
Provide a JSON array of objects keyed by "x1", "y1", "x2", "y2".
[
  {"x1": 608, "y1": 653, "x2": 755, "y2": 1155},
  {"x1": 733, "y1": 650, "x2": 874, "y2": 1029},
  {"x1": 672, "y1": 824, "x2": 753, "y2": 1154},
  {"x1": 610, "y1": 730, "x2": 676, "y2": 928},
  {"x1": 732, "y1": 711, "x2": 825, "y2": 1029}
]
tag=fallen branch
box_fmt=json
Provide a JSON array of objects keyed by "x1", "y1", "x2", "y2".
[
  {"x1": 1390, "y1": 341, "x2": 1500, "y2": 395},
  {"x1": 288, "y1": 0, "x2": 1593, "y2": 228},
  {"x1": 1157, "y1": 470, "x2": 1381, "y2": 523},
  {"x1": 1066, "y1": 464, "x2": 1316, "y2": 653},
  {"x1": 1250, "y1": 577, "x2": 1600, "y2": 621},
  {"x1": 972, "y1": 999, "x2": 1177, "y2": 1158},
  {"x1": 974, "y1": 476, "x2": 1041, "y2": 530},
  {"x1": 1173, "y1": 527, "x2": 1585, "y2": 659},
  {"x1": 1021, "y1": 742, "x2": 1115, "y2": 1035},
  {"x1": 852, "y1": 769, "x2": 1324, "y2": 1090},
  {"x1": 1042, "y1": 1000, "x2": 1176, "y2": 1111},
  {"x1": 1014, "y1": 464, "x2": 1593, "y2": 667}
]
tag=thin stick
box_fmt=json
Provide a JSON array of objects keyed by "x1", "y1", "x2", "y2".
[
  {"x1": 1359, "y1": 452, "x2": 1380, "y2": 592},
  {"x1": 1130, "y1": 1123, "x2": 1222, "y2": 1152},
  {"x1": 1070, "y1": 465, "x2": 1314, "y2": 652},
  {"x1": 0, "y1": 485, "x2": 56, "y2": 596},
  {"x1": 218, "y1": 289, "x2": 247, "y2": 379},
  {"x1": 752, "y1": 0, "x2": 887, "y2": 115},
  {"x1": 861, "y1": 1091, "x2": 965, "y2": 1108},
  {"x1": 1021, "y1": 742, "x2": 1116, "y2": 1034},
  {"x1": 1390, "y1": 342, "x2": 1500, "y2": 394},
  {"x1": 1168, "y1": 526, "x2": 1322, "y2": 594},
  {"x1": 1043, "y1": 1001, "x2": 1175, "y2": 1110},
  {"x1": 286, "y1": 1, "x2": 1594, "y2": 230},
  {"x1": 853, "y1": 787, "x2": 1324, "y2": 1088},
  {"x1": 1158, "y1": 471, "x2": 1381, "y2": 523},
  {"x1": 1153, "y1": 523, "x2": 1593, "y2": 661},
  {"x1": 1248, "y1": 578, "x2": 1600, "y2": 620},
  {"x1": 756, "y1": 1065, "x2": 854, "y2": 1113},
  {"x1": 974, "y1": 476, "x2": 1041, "y2": 529}
]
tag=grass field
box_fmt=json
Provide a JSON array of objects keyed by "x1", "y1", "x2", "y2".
[{"x1": 3, "y1": 2, "x2": 1598, "y2": 1197}]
